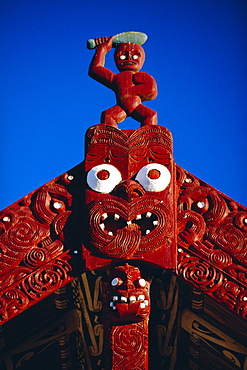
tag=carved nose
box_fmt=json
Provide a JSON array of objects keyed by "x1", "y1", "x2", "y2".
[
  {"x1": 112, "y1": 180, "x2": 145, "y2": 202},
  {"x1": 125, "y1": 279, "x2": 135, "y2": 290}
]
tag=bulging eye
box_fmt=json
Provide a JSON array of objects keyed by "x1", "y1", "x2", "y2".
[
  {"x1": 119, "y1": 55, "x2": 126, "y2": 60},
  {"x1": 135, "y1": 163, "x2": 171, "y2": 192},
  {"x1": 132, "y1": 55, "x2": 138, "y2": 60},
  {"x1": 138, "y1": 278, "x2": 146, "y2": 287},
  {"x1": 111, "y1": 277, "x2": 123, "y2": 287},
  {"x1": 87, "y1": 164, "x2": 122, "y2": 193}
]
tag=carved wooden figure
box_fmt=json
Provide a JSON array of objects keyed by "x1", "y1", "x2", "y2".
[
  {"x1": 102, "y1": 264, "x2": 150, "y2": 369},
  {"x1": 83, "y1": 124, "x2": 177, "y2": 270},
  {"x1": 0, "y1": 30, "x2": 247, "y2": 370},
  {"x1": 88, "y1": 33, "x2": 157, "y2": 127}
]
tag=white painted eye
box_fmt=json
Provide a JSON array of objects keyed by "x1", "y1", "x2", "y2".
[
  {"x1": 135, "y1": 163, "x2": 171, "y2": 192},
  {"x1": 87, "y1": 164, "x2": 122, "y2": 193},
  {"x1": 139, "y1": 278, "x2": 146, "y2": 287},
  {"x1": 132, "y1": 55, "x2": 138, "y2": 60},
  {"x1": 119, "y1": 55, "x2": 126, "y2": 60},
  {"x1": 111, "y1": 277, "x2": 122, "y2": 287}
]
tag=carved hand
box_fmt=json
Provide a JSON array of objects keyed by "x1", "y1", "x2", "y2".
[{"x1": 96, "y1": 36, "x2": 114, "y2": 53}]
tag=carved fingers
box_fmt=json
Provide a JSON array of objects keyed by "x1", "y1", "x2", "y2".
[{"x1": 95, "y1": 36, "x2": 114, "y2": 53}]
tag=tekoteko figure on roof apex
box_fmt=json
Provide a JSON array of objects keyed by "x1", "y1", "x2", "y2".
[{"x1": 88, "y1": 32, "x2": 158, "y2": 128}]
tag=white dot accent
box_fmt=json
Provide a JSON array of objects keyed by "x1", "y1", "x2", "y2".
[
  {"x1": 139, "y1": 278, "x2": 146, "y2": 287},
  {"x1": 53, "y1": 201, "x2": 63, "y2": 209},
  {"x1": 197, "y1": 201, "x2": 205, "y2": 208},
  {"x1": 2, "y1": 216, "x2": 10, "y2": 222}
]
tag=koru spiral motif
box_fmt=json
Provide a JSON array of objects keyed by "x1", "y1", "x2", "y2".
[
  {"x1": 0, "y1": 174, "x2": 74, "y2": 323},
  {"x1": 176, "y1": 166, "x2": 247, "y2": 318}
]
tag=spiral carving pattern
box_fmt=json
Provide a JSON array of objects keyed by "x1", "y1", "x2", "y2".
[
  {"x1": 3, "y1": 214, "x2": 47, "y2": 251},
  {"x1": 178, "y1": 186, "x2": 228, "y2": 226},
  {"x1": 3, "y1": 289, "x2": 29, "y2": 314},
  {"x1": 233, "y1": 211, "x2": 247, "y2": 232},
  {"x1": 178, "y1": 253, "x2": 223, "y2": 292},
  {"x1": 112, "y1": 322, "x2": 148, "y2": 369},
  {"x1": 206, "y1": 219, "x2": 246, "y2": 257},
  {"x1": 22, "y1": 248, "x2": 48, "y2": 268},
  {"x1": 21, "y1": 260, "x2": 71, "y2": 298},
  {"x1": 214, "y1": 281, "x2": 241, "y2": 309},
  {"x1": 0, "y1": 172, "x2": 74, "y2": 324},
  {"x1": 208, "y1": 249, "x2": 232, "y2": 269}
]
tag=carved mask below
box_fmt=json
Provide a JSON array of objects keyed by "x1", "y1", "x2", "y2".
[{"x1": 102, "y1": 264, "x2": 150, "y2": 323}]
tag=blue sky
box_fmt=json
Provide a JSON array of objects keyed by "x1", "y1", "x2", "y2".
[{"x1": 1, "y1": 0, "x2": 247, "y2": 210}]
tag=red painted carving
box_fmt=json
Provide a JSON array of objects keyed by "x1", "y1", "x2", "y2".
[
  {"x1": 0, "y1": 174, "x2": 76, "y2": 324},
  {"x1": 102, "y1": 264, "x2": 150, "y2": 323},
  {"x1": 1, "y1": 32, "x2": 246, "y2": 344},
  {"x1": 102, "y1": 264, "x2": 149, "y2": 369},
  {"x1": 176, "y1": 165, "x2": 247, "y2": 318},
  {"x1": 110, "y1": 322, "x2": 149, "y2": 370},
  {"x1": 83, "y1": 124, "x2": 177, "y2": 269},
  {"x1": 88, "y1": 35, "x2": 157, "y2": 127}
]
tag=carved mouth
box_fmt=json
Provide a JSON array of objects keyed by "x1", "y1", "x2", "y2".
[
  {"x1": 108, "y1": 293, "x2": 150, "y2": 320},
  {"x1": 88, "y1": 198, "x2": 170, "y2": 257},
  {"x1": 99, "y1": 211, "x2": 158, "y2": 237},
  {"x1": 119, "y1": 61, "x2": 138, "y2": 70},
  {"x1": 109, "y1": 294, "x2": 149, "y2": 310},
  {"x1": 121, "y1": 61, "x2": 136, "y2": 66}
]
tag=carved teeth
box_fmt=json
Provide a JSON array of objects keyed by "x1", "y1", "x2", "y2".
[
  {"x1": 136, "y1": 214, "x2": 142, "y2": 220},
  {"x1": 102, "y1": 213, "x2": 108, "y2": 220},
  {"x1": 108, "y1": 231, "x2": 113, "y2": 236},
  {"x1": 153, "y1": 220, "x2": 158, "y2": 226},
  {"x1": 113, "y1": 296, "x2": 118, "y2": 301},
  {"x1": 138, "y1": 295, "x2": 145, "y2": 301},
  {"x1": 121, "y1": 296, "x2": 127, "y2": 303},
  {"x1": 100, "y1": 223, "x2": 105, "y2": 230},
  {"x1": 144, "y1": 300, "x2": 149, "y2": 306},
  {"x1": 127, "y1": 221, "x2": 132, "y2": 225},
  {"x1": 114, "y1": 214, "x2": 120, "y2": 220},
  {"x1": 146, "y1": 212, "x2": 152, "y2": 218},
  {"x1": 129, "y1": 296, "x2": 136, "y2": 303},
  {"x1": 140, "y1": 302, "x2": 146, "y2": 309},
  {"x1": 146, "y1": 230, "x2": 150, "y2": 235}
]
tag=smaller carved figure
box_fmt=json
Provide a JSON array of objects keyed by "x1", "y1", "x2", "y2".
[
  {"x1": 88, "y1": 35, "x2": 158, "y2": 128},
  {"x1": 102, "y1": 263, "x2": 150, "y2": 322}
]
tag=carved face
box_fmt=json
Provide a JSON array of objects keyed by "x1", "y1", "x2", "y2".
[
  {"x1": 114, "y1": 43, "x2": 145, "y2": 72},
  {"x1": 102, "y1": 264, "x2": 150, "y2": 322},
  {"x1": 84, "y1": 125, "x2": 177, "y2": 269}
]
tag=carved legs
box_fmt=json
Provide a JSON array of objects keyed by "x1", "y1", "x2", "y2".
[{"x1": 101, "y1": 104, "x2": 157, "y2": 127}]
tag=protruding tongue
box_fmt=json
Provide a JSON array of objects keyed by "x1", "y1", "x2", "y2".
[
  {"x1": 113, "y1": 224, "x2": 141, "y2": 257},
  {"x1": 102, "y1": 223, "x2": 141, "y2": 258},
  {"x1": 116, "y1": 301, "x2": 141, "y2": 317}
]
